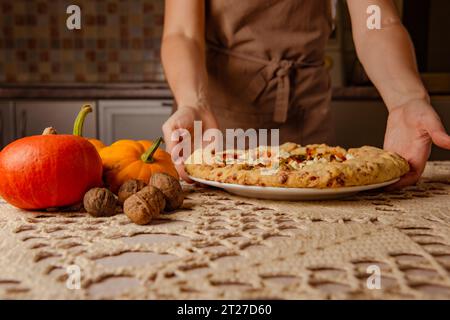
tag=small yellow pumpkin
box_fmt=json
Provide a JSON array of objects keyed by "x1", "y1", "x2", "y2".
[
  {"x1": 99, "y1": 137, "x2": 179, "y2": 193},
  {"x1": 73, "y1": 104, "x2": 177, "y2": 192},
  {"x1": 88, "y1": 139, "x2": 106, "y2": 151}
]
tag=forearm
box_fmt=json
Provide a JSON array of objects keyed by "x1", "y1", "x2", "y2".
[
  {"x1": 161, "y1": 34, "x2": 209, "y2": 109},
  {"x1": 354, "y1": 23, "x2": 429, "y2": 111}
]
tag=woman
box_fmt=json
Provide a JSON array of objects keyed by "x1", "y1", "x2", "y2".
[{"x1": 161, "y1": 0, "x2": 450, "y2": 188}]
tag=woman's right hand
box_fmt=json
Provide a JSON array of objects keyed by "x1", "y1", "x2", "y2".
[{"x1": 162, "y1": 105, "x2": 219, "y2": 182}]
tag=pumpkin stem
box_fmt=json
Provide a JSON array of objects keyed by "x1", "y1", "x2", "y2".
[
  {"x1": 141, "y1": 137, "x2": 163, "y2": 163},
  {"x1": 73, "y1": 104, "x2": 92, "y2": 136}
]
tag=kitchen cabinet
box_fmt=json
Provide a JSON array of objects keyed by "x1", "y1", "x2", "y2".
[
  {"x1": 431, "y1": 97, "x2": 450, "y2": 160},
  {"x1": 331, "y1": 97, "x2": 450, "y2": 160},
  {"x1": 332, "y1": 100, "x2": 388, "y2": 149},
  {"x1": 14, "y1": 101, "x2": 97, "y2": 138},
  {"x1": 0, "y1": 101, "x2": 15, "y2": 149},
  {"x1": 98, "y1": 99, "x2": 173, "y2": 145},
  {"x1": 3, "y1": 94, "x2": 449, "y2": 160}
]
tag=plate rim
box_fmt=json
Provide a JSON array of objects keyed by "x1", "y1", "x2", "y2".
[{"x1": 188, "y1": 176, "x2": 400, "y2": 194}]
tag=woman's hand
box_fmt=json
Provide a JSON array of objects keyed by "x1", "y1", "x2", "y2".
[
  {"x1": 384, "y1": 99, "x2": 450, "y2": 189},
  {"x1": 162, "y1": 105, "x2": 219, "y2": 182}
]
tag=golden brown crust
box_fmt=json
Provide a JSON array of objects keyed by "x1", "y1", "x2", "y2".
[{"x1": 184, "y1": 143, "x2": 410, "y2": 188}]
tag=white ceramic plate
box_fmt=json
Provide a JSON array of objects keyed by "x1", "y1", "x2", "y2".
[{"x1": 189, "y1": 176, "x2": 400, "y2": 200}]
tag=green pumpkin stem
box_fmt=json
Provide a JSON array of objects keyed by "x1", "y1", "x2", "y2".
[
  {"x1": 141, "y1": 137, "x2": 163, "y2": 163},
  {"x1": 73, "y1": 104, "x2": 93, "y2": 136}
]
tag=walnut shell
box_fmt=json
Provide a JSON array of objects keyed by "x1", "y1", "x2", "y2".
[
  {"x1": 123, "y1": 186, "x2": 165, "y2": 225},
  {"x1": 149, "y1": 173, "x2": 184, "y2": 211},
  {"x1": 83, "y1": 188, "x2": 117, "y2": 217},
  {"x1": 118, "y1": 179, "x2": 147, "y2": 204},
  {"x1": 42, "y1": 127, "x2": 58, "y2": 135}
]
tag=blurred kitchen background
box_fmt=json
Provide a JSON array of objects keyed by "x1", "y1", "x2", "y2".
[{"x1": 0, "y1": 0, "x2": 449, "y2": 159}]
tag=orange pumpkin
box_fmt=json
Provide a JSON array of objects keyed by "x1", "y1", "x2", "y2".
[
  {"x1": 99, "y1": 137, "x2": 179, "y2": 193},
  {"x1": 0, "y1": 108, "x2": 103, "y2": 210}
]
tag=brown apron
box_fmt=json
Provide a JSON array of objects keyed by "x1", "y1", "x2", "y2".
[{"x1": 205, "y1": 0, "x2": 335, "y2": 145}]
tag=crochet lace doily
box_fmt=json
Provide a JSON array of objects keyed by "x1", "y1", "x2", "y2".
[{"x1": 1, "y1": 162, "x2": 449, "y2": 300}]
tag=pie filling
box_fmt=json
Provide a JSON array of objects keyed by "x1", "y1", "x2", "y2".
[{"x1": 212, "y1": 146, "x2": 354, "y2": 170}]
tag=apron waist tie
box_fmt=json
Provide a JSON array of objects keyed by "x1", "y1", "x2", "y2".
[{"x1": 209, "y1": 45, "x2": 324, "y2": 123}]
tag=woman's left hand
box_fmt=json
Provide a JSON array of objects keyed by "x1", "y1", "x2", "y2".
[{"x1": 384, "y1": 98, "x2": 450, "y2": 189}]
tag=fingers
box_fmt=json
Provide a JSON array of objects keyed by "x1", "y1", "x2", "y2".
[
  {"x1": 162, "y1": 113, "x2": 194, "y2": 184},
  {"x1": 385, "y1": 171, "x2": 420, "y2": 191},
  {"x1": 430, "y1": 130, "x2": 450, "y2": 150},
  {"x1": 176, "y1": 164, "x2": 194, "y2": 183},
  {"x1": 424, "y1": 114, "x2": 450, "y2": 150},
  {"x1": 161, "y1": 107, "x2": 219, "y2": 185},
  {"x1": 162, "y1": 121, "x2": 178, "y2": 155},
  {"x1": 386, "y1": 152, "x2": 426, "y2": 191}
]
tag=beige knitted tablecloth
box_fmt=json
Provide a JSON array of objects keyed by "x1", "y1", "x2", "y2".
[{"x1": 0, "y1": 162, "x2": 449, "y2": 300}]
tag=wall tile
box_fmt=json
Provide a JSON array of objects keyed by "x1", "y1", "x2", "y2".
[{"x1": 0, "y1": 0, "x2": 165, "y2": 83}]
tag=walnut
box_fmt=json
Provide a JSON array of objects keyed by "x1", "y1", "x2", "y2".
[
  {"x1": 83, "y1": 188, "x2": 117, "y2": 217},
  {"x1": 149, "y1": 173, "x2": 184, "y2": 211},
  {"x1": 118, "y1": 179, "x2": 147, "y2": 204},
  {"x1": 42, "y1": 127, "x2": 57, "y2": 135},
  {"x1": 123, "y1": 186, "x2": 165, "y2": 225}
]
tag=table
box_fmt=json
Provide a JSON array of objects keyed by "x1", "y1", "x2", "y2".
[{"x1": 1, "y1": 162, "x2": 449, "y2": 299}]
